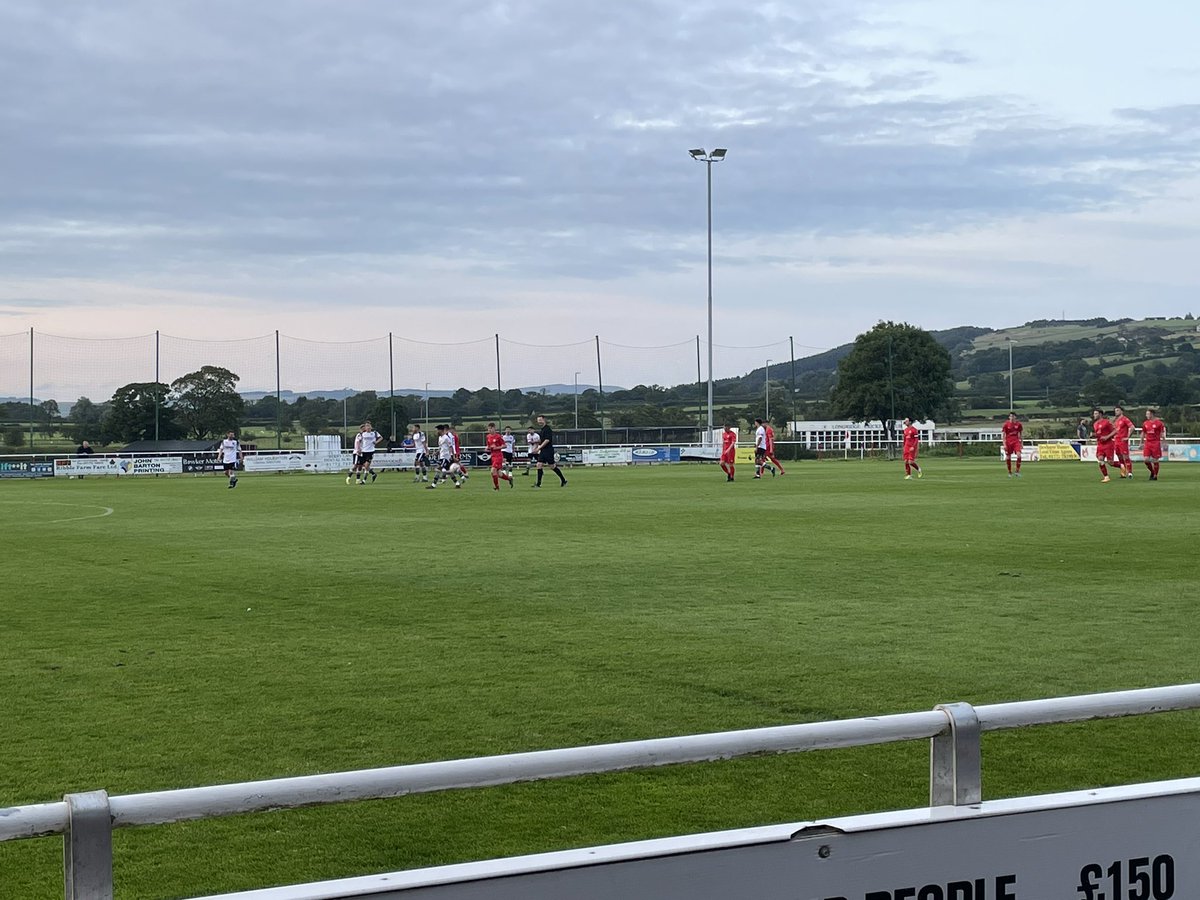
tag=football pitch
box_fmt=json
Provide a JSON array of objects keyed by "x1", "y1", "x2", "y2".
[{"x1": 3, "y1": 459, "x2": 1199, "y2": 897}]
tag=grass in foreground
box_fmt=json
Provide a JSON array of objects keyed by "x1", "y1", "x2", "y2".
[{"x1": 3, "y1": 459, "x2": 1199, "y2": 897}]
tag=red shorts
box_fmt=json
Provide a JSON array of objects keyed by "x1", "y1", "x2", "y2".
[
  {"x1": 490, "y1": 457, "x2": 504, "y2": 470},
  {"x1": 1096, "y1": 443, "x2": 1116, "y2": 462},
  {"x1": 903, "y1": 448, "x2": 918, "y2": 462},
  {"x1": 720, "y1": 453, "x2": 735, "y2": 464},
  {"x1": 1143, "y1": 442, "x2": 1162, "y2": 460},
  {"x1": 1004, "y1": 441, "x2": 1022, "y2": 455},
  {"x1": 1114, "y1": 440, "x2": 1130, "y2": 457}
]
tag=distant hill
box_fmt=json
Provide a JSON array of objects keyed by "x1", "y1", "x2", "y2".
[{"x1": 239, "y1": 384, "x2": 611, "y2": 402}]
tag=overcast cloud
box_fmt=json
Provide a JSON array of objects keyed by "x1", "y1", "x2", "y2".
[{"x1": 2, "y1": 0, "x2": 1200, "y2": 388}]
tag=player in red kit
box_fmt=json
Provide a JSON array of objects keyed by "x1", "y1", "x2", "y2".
[
  {"x1": 1112, "y1": 405, "x2": 1134, "y2": 478},
  {"x1": 1001, "y1": 412, "x2": 1024, "y2": 477},
  {"x1": 485, "y1": 422, "x2": 513, "y2": 490},
  {"x1": 901, "y1": 417, "x2": 922, "y2": 479},
  {"x1": 1141, "y1": 407, "x2": 1166, "y2": 481},
  {"x1": 719, "y1": 424, "x2": 737, "y2": 482},
  {"x1": 1091, "y1": 407, "x2": 1116, "y2": 483},
  {"x1": 763, "y1": 423, "x2": 786, "y2": 476}
]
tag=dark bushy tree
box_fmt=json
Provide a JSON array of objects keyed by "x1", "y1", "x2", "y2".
[
  {"x1": 830, "y1": 322, "x2": 954, "y2": 436},
  {"x1": 103, "y1": 382, "x2": 183, "y2": 443},
  {"x1": 169, "y1": 366, "x2": 245, "y2": 439}
]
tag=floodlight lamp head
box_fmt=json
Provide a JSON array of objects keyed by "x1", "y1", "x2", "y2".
[
  {"x1": 689, "y1": 148, "x2": 706, "y2": 159},
  {"x1": 711, "y1": 148, "x2": 727, "y2": 160}
]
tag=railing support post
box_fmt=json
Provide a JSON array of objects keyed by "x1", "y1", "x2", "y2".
[
  {"x1": 930, "y1": 702, "x2": 981, "y2": 807},
  {"x1": 64, "y1": 790, "x2": 113, "y2": 900}
]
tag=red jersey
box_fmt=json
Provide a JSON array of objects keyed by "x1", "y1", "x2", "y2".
[
  {"x1": 1113, "y1": 415, "x2": 1133, "y2": 442},
  {"x1": 451, "y1": 432, "x2": 462, "y2": 457},
  {"x1": 485, "y1": 432, "x2": 505, "y2": 466},
  {"x1": 902, "y1": 426, "x2": 919, "y2": 452},
  {"x1": 720, "y1": 429, "x2": 737, "y2": 459},
  {"x1": 1001, "y1": 421, "x2": 1023, "y2": 443},
  {"x1": 1092, "y1": 417, "x2": 1114, "y2": 444},
  {"x1": 764, "y1": 425, "x2": 776, "y2": 453},
  {"x1": 1142, "y1": 418, "x2": 1165, "y2": 445}
]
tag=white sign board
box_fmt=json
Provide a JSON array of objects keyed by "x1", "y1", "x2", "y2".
[
  {"x1": 583, "y1": 447, "x2": 632, "y2": 465},
  {"x1": 206, "y1": 777, "x2": 1200, "y2": 899},
  {"x1": 55, "y1": 457, "x2": 183, "y2": 476}
]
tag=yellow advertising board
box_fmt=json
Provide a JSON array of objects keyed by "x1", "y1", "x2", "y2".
[{"x1": 1037, "y1": 442, "x2": 1081, "y2": 460}]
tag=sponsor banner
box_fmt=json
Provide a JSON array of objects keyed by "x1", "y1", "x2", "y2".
[
  {"x1": 129, "y1": 457, "x2": 182, "y2": 475},
  {"x1": 679, "y1": 445, "x2": 720, "y2": 461},
  {"x1": 303, "y1": 452, "x2": 355, "y2": 474},
  {"x1": 342, "y1": 778, "x2": 1200, "y2": 900},
  {"x1": 372, "y1": 451, "x2": 417, "y2": 469},
  {"x1": 735, "y1": 447, "x2": 757, "y2": 464},
  {"x1": 631, "y1": 447, "x2": 681, "y2": 463},
  {"x1": 1036, "y1": 442, "x2": 1079, "y2": 460},
  {"x1": 54, "y1": 457, "x2": 182, "y2": 476},
  {"x1": 1168, "y1": 443, "x2": 1200, "y2": 463},
  {"x1": 182, "y1": 454, "x2": 222, "y2": 473},
  {"x1": 55, "y1": 457, "x2": 125, "y2": 475},
  {"x1": 583, "y1": 447, "x2": 632, "y2": 465},
  {"x1": 243, "y1": 453, "x2": 308, "y2": 473},
  {"x1": 0, "y1": 460, "x2": 55, "y2": 478}
]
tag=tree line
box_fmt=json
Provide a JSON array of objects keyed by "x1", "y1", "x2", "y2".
[{"x1": 4, "y1": 318, "x2": 1200, "y2": 449}]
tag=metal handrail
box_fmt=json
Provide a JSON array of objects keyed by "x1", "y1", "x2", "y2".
[{"x1": 3, "y1": 683, "x2": 1199, "y2": 898}]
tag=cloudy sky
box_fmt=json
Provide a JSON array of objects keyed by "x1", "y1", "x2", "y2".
[{"x1": 2, "y1": 0, "x2": 1200, "y2": 389}]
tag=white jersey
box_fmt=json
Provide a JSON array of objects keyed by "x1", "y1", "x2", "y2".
[
  {"x1": 503, "y1": 434, "x2": 515, "y2": 454},
  {"x1": 412, "y1": 430, "x2": 427, "y2": 454},
  {"x1": 755, "y1": 425, "x2": 767, "y2": 450},
  {"x1": 526, "y1": 430, "x2": 538, "y2": 452},
  {"x1": 220, "y1": 438, "x2": 241, "y2": 464},
  {"x1": 360, "y1": 430, "x2": 381, "y2": 453},
  {"x1": 438, "y1": 432, "x2": 455, "y2": 461}
]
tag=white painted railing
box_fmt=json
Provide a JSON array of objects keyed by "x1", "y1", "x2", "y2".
[{"x1": 3, "y1": 684, "x2": 1199, "y2": 899}]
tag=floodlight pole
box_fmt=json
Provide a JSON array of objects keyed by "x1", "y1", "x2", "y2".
[
  {"x1": 690, "y1": 148, "x2": 727, "y2": 445},
  {"x1": 1008, "y1": 340, "x2": 1016, "y2": 411},
  {"x1": 573, "y1": 372, "x2": 581, "y2": 430},
  {"x1": 424, "y1": 382, "x2": 430, "y2": 424},
  {"x1": 765, "y1": 359, "x2": 772, "y2": 422}
]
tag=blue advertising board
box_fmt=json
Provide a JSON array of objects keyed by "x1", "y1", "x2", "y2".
[
  {"x1": 630, "y1": 447, "x2": 681, "y2": 463},
  {"x1": 0, "y1": 460, "x2": 54, "y2": 479}
]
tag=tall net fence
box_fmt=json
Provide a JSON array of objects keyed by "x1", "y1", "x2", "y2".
[{"x1": 2, "y1": 330, "x2": 814, "y2": 413}]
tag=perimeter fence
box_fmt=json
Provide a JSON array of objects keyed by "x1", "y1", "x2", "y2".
[{"x1": 0, "y1": 330, "x2": 814, "y2": 414}]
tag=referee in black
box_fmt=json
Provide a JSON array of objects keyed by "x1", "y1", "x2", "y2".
[{"x1": 531, "y1": 414, "x2": 568, "y2": 488}]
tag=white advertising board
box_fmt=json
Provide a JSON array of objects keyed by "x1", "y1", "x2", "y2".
[
  {"x1": 371, "y1": 452, "x2": 417, "y2": 469},
  {"x1": 210, "y1": 777, "x2": 1200, "y2": 900},
  {"x1": 243, "y1": 454, "x2": 311, "y2": 473},
  {"x1": 583, "y1": 447, "x2": 632, "y2": 465},
  {"x1": 54, "y1": 457, "x2": 183, "y2": 476}
]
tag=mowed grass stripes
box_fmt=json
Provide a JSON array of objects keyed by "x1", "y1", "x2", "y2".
[{"x1": 2, "y1": 459, "x2": 1198, "y2": 897}]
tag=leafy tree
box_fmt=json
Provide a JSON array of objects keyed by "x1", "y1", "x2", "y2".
[
  {"x1": 69, "y1": 396, "x2": 105, "y2": 441},
  {"x1": 366, "y1": 397, "x2": 411, "y2": 439},
  {"x1": 169, "y1": 366, "x2": 245, "y2": 439},
  {"x1": 1138, "y1": 376, "x2": 1194, "y2": 406},
  {"x1": 38, "y1": 399, "x2": 60, "y2": 423},
  {"x1": 4, "y1": 426, "x2": 24, "y2": 448},
  {"x1": 103, "y1": 382, "x2": 183, "y2": 443},
  {"x1": 830, "y1": 322, "x2": 954, "y2": 435},
  {"x1": 298, "y1": 405, "x2": 331, "y2": 435}
]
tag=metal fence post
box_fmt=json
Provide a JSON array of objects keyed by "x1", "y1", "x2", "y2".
[
  {"x1": 64, "y1": 790, "x2": 113, "y2": 900},
  {"x1": 929, "y1": 702, "x2": 981, "y2": 807}
]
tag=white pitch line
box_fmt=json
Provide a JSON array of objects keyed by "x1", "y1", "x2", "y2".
[
  {"x1": 48, "y1": 505, "x2": 114, "y2": 524},
  {"x1": 1, "y1": 499, "x2": 116, "y2": 524}
]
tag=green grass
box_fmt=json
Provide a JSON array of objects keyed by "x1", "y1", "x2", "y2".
[{"x1": 3, "y1": 461, "x2": 1200, "y2": 897}]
